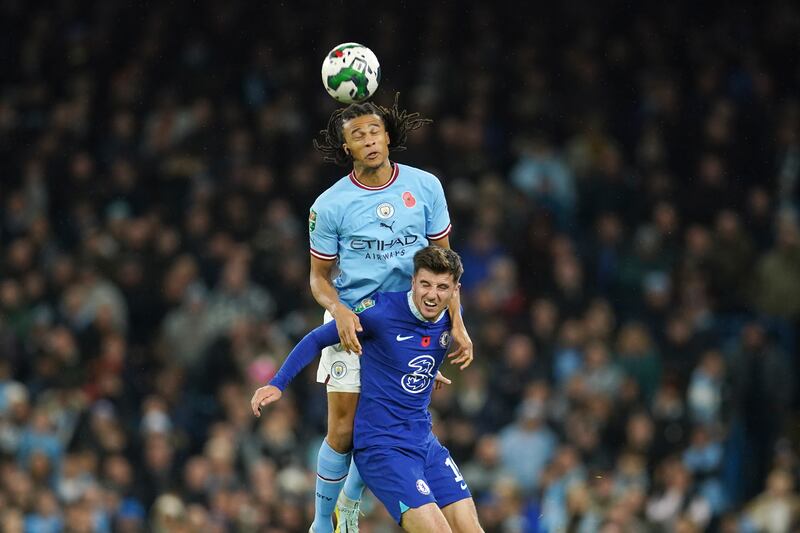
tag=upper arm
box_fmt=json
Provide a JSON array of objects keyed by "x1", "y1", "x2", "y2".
[
  {"x1": 309, "y1": 205, "x2": 339, "y2": 261},
  {"x1": 425, "y1": 176, "x2": 452, "y2": 241},
  {"x1": 310, "y1": 255, "x2": 336, "y2": 283},
  {"x1": 429, "y1": 235, "x2": 450, "y2": 249}
]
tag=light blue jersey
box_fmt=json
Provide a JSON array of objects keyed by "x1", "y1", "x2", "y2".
[{"x1": 309, "y1": 162, "x2": 451, "y2": 308}]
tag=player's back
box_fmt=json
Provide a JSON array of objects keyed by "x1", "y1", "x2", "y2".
[
  {"x1": 308, "y1": 163, "x2": 452, "y2": 308},
  {"x1": 351, "y1": 291, "x2": 452, "y2": 451}
]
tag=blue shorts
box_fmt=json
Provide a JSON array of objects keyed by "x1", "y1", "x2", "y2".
[{"x1": 353, "y1": 438, "x2": 471, "y2": 524}]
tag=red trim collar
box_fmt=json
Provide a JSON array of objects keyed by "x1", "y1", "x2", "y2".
[{"x1": 349, "y1": 162, "x2": 399, "y2": 191}]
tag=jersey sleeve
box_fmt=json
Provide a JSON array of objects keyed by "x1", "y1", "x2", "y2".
[
  {"x1": 351, "y1": 292, "x2": 382, "y2": 332},
  {"x1": 309, "y1": 202, "x2": 339, "y2": 261},
  {"x1": 425, "y1": 176, "x2": 452, "y2": 241},
  {"x1": 269, "y1": 321, "x2": 340, "y2": 390}
]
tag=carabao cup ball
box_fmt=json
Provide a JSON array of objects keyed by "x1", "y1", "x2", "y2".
[{"x1": 321, "y1": 43, "x2": 381, "y2": 104}]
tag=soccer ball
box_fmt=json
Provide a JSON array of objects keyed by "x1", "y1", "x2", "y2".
[{"x1": 321, "y1": 43, "x2": 380, "y2": 104}]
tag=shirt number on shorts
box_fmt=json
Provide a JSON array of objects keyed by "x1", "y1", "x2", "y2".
[
  {"x1": 445, "y1": 456, "x2": 464, "y2": 483},
  {"x1": 400, "y1": 355, "x2": 435, "y2": 394}
]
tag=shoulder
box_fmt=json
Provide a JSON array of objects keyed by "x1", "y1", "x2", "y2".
[
  {"x1": 352, "y1": 291, "x2": 404, "y2": 314},
  {"x1": 352, "y1": 294, "x2": 379, "y2": 314},
  {"x1": 312, "y1": 174, "x2": 354, "y2": 210},
  {"x1": 399, "y1": 165, "x2": 446, "y2": 203},
  {"x1": 398, "y1": 163, "x2": 441, "y2": 185},
  {"x1": 352, "y1": 293, "x2": 385, "y2": 328}
]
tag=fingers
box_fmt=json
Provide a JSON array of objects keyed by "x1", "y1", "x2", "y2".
[
  {"x1": 343, "y1": 325, "x2": 362, "y2": 355},
  {"x1": 334, "y1": 310, "x2": 363, "y2": 354},
  {"x1": 451, "y1": 351, "x2": 474, "y2": 370},
  {"x1": 447, "y1": 345, "x2": 466, "y2": 359},
  {"x1": 350, "y1": 316, "x2": 363, "y2": 353},
  {"x1": 260, "y1": 390, "x2": 280, "y2": 407},
  {"x1": 250, "y1": 387, "x2": 281, "y2": 417},
  {"x1": 338, "y1": 318, "x2": 362, "y2": 354},
  {"x1": 251, "y1": 396, "x2": 262, "y2": 417},
  {"x1": 340, "y1": 332, "x2": 361, "y2": 354},
  {"x1": 449, "y1": 329, "x2": 474, "y2": 370},
  {"x1": 345, "y1": 333, "x2": 362, "y2": 354},
  {"x1": 338, "y1": 331, "x2": 355, "y2": 354}
]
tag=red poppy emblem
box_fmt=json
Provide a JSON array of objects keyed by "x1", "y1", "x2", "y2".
[
  {"x1": 403, "y1": 191, "x2": 416, "y2": 207},
  {"x1": 421, "y1": 336, "x2": 431, "y2": 347}
]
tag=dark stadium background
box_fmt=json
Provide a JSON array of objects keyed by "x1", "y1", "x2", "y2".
[{"x1": 1, "y1": 1, "x2": 800, "y2": 531}]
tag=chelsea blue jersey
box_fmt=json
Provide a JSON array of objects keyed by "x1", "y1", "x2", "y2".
[
  {"x1": 269, "y1": 290, "x2": 452, "y2": 451},
  {"x1": 309, "y1": 163, "x2": 451, "y2": 308},
  {"x1": 351, "y1": 291, "x2": 452, "y2": 451}
]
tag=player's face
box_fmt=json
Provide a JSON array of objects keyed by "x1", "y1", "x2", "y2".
[
  {"x1": 411, "y1": 268, "x2": 459, "y2": 320},
  {"x1": 342, "y1": 114, "x2": 390, "y2": 169}
]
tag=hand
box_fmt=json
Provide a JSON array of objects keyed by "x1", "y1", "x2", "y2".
[
  {"x1": 448, "y1": 322, "x2": 474, "y2": 370},
  {"x1": 434, "y1": 371, "x2": 452, "y2": 390},
  {"x1": 250, "y1": 385, "x2": 282, "y2": 417},
  {"x1": 332, "y1": 305, "x2": 363, "y2": 355}
]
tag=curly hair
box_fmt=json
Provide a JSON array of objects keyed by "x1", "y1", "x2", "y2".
[{"x1": 313, "y1": 93, "x2": 432, "y2": 167}]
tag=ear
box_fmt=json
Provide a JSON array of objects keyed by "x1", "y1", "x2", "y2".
[
  {"x1": 342, "y1": 144, "x2": 350, "y2": 156},
  {"x1": 385, "y1": 131, "x2": 391, "y2": 146}
]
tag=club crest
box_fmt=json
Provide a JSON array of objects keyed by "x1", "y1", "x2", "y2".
[
  {"x1": 331, "y1": 361, "x2": 348, "y2": 379},
  {"x1": 416, "y1": 479, "x2": 430, "y2": 495},
  {"x1": 439, "y1": 330, "x2": 451, "y2": 348},
  {"x1": 376, "y1": 202, "x2": 395, "y2": 219}
]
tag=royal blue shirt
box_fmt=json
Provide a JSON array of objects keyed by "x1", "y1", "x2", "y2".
[{"x1": 269, "y1": 291, "x2": 452, "y2": 451}]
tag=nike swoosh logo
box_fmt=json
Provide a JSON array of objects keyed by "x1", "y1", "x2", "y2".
[
  {"x1": 396, "y1": 335, "x2": 413, "y2": 341},
  {"x1": 460, "y1": 482, "x2": 468, "y2": 490}
]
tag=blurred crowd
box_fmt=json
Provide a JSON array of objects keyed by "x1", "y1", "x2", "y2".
[{"x1": 2, "y1": 0, "x2": 800, "y2": 531}]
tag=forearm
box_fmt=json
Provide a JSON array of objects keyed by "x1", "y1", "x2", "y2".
[
  {"x1": 431, "y1": 236, "x2": 463, "y2": 325},
  {"x1": 310, "y1": 271, "x2": 346, "y2": 315},
  {"x1": 269, "y1": 322, "x2": 340, "y2": 390}
]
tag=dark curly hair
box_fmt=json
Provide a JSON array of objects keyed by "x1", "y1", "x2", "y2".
[{"x1": 313, "y1": 93, "x2": 432, "y2": 167}]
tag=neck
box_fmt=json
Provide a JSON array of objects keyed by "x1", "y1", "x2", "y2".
[{"x1": 353, "y1": 160, "x2": 393, "y2": 187}]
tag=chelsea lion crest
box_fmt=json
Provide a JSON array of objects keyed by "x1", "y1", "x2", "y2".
[
  {"x1": 439, "y1": 330, "x2": 451, "y2": 348},
  {"x1": 416, "y1": 479, "x2": 431, "y2": 495}
]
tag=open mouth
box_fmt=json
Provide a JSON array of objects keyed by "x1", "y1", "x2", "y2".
[
  {"x1": 423, "y1": 299, "x2": 437, "y2": 309},
  {"x1": 366, "y1": 151, "x2": 380, "y2": 160}
]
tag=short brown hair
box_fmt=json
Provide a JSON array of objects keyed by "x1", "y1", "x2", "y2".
[{"x1": 413, "y1": 246, "x2": 463, "y2": 282}]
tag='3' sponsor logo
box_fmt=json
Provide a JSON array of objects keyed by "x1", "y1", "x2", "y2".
[{"x1": 401, "y1": 355, "x2": 435, "y2": 394}]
